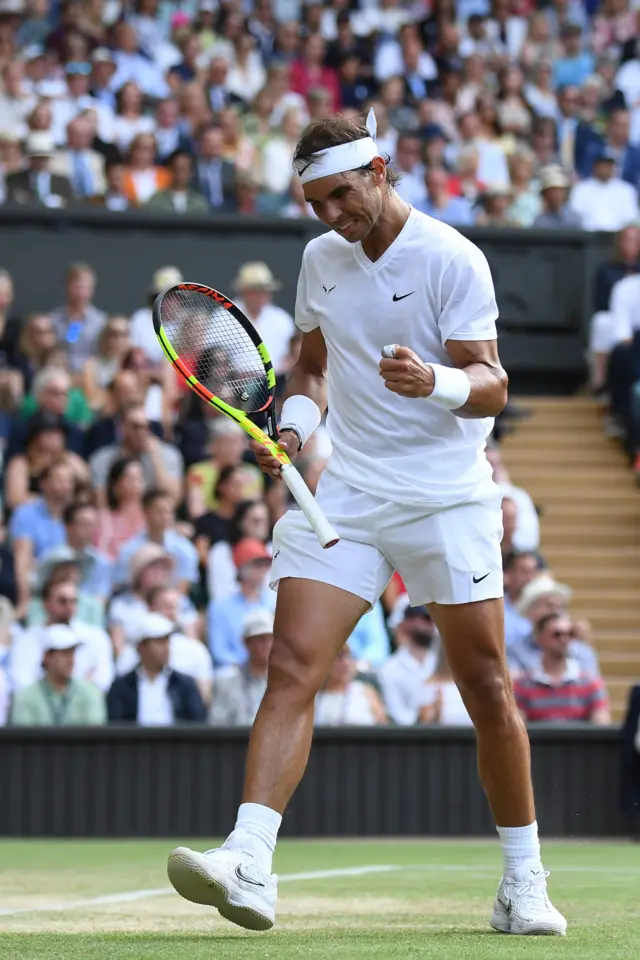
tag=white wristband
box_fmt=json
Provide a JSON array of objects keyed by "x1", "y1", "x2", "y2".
[
  {"x1": 427, "y1": 363, "x2": 471, "y2": 411},
  {"x1": 280, "y1": 394, "x2": 322, "y2": 448}
]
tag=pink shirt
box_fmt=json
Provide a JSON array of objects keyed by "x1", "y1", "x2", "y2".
[
  {"x1": 94, "y1": 506, "x2": 145, "y2": 560},
  {"x1": 290, "y1": 60, "x2": 341, "y2": 114}
]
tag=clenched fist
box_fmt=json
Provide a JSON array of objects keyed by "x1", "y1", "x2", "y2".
[{"x1": 379, "y1": 345, "x2": 435, "y2": 398}]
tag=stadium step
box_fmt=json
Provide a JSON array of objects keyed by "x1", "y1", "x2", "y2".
[{"x1": 502, "y1": 396, "x2": 640, "y2": 723}]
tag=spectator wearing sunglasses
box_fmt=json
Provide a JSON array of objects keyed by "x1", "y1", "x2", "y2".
[{"x1": 513, "y1": 613, "x2": 611, "y2": 725}]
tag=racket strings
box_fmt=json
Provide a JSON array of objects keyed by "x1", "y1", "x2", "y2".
[{"x1": 161, "y1": 289, "x2": 271, "y2": 413}]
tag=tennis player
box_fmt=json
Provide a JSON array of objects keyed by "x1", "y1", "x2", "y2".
[{"x1": 168, "y1": 110, "x2": 567, "y2": 936}]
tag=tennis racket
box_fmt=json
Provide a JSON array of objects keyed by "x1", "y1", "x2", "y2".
[{"x1": 152, "y1": 282, "x2": 339, "y2": 549}]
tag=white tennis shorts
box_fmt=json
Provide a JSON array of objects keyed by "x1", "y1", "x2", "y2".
[{"x1": 269, "y1": 471, "x2": 504, "y2": 607}]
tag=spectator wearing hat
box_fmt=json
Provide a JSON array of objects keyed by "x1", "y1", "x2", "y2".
[
  {"x1": 378, "y1": 600, "x2": 439, "y2": 725},
  {"x1": 49, "y1": 261, "x2": 107, "y2": 374},
  {"x1": 10, "y1": 577, "x2": 114, "y2": 693},
  {"x1": 475, "y1": 182, "x2": 519, "y2": 227},
  {"x1": 113, "y1": 488, "x2": 198, "y2": 593},
  {"x1": 28, "y1": 548, "x2": 106, "y2": 629},
  {"x1": 207, "y1": 538, "x2": 275, "y2": 667},
  {"x1": 10, "y1": 624, "x2": 106, "y2": 726},
  {"x1": 507, "y1": 574, "x2": 599, "y2": 676},
  {"x1": 569, "y1": 147, "x2": 640, "y2": 231},
  {"x1": 90, "y1": 405, "x2": 183, "y2": 504},
  {"x1": 232, "y1": 262, "x2": 295, "y2": 376},
  {"x1": 513, "y1": 613, "x2": 610, "y2": 725},
  {"x1": 108, "y1": 542, "x2": 199, "y2": 654},
  {"x1": 210, "y1": 608, "x2": 274, "y2": 726},
  {"x1": 315, "y1": 643, "x2": 387, "y2": 726},
  {"x1": 50, "y1": 59, "x2": 114, "y2": 147},
  {"x1": 89, "y1": 48, "x2": 117, "y2": 110},
  {"x1": 4, "y1": 131, "x2": 73, "y2": 207},
  {"x1": 9, "y1": 456, "x2": 75, "y2": 615},
  {"x1": 533, "y1": 164, "x2": 582, "y2": 228},
  {"x1": 107, "y1": 612, "x2": 206, "y2": 725},
  {"x1": 115, "y1": 587, "x2": 213, "y2": 705},
  {"x1": 192, "y1": 124, "x2": 238, "y2": 212},
  {"x1": 129, "y1": 266, "x2": 184, "y2": 368},
  {"x1": 50, "y1": 114, "x2": 106, "y2": 199},
  {"x1": 146, "y1": 148, "x2": 209, "y2": 214},
  {"x1": 418, "y1": 165, "x2": 475, "y2": 226}
]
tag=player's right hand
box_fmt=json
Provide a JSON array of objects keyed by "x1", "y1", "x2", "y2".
[{"x1": 251, "y1": 429, "x2": 300, "y2": 479}]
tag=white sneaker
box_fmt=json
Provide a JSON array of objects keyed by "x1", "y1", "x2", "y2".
[
  {"x1": 167, "y1": 846, "x2": 277, "y2": 931},
  {"x1": 490, "y1": 860, "x2": 567, "y2": 936}
]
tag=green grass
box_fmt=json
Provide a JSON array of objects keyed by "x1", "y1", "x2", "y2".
[{"x1": 0, "y1": 839, "x2": 639, "y2": 959}]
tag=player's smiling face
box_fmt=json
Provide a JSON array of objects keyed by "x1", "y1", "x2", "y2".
[{"x1": 303, "y1": 161, "x2": 387, "y2": 243}]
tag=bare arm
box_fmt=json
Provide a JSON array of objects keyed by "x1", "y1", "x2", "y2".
[
  {"x1": 379, "y1": 339, "x2": 508, "y2": 420},
  {"x1": 4, "y1": 457, "x2": 30, "y2": 511},
  {"x1": 13, "y1": 537, "x2": 34, "y2": 614},
  {"x1": 145, "y1": 435, "x2": 182, "y2": 501},
  {"x1": 82, "y1": 358, "x2": 107, "y2": 411},
  {"x1": 253, "y1": 327, "x2": 328, "y2": 479}
]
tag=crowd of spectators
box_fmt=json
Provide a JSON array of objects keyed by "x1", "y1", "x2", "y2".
[
  {"x1": 1, "y1": 0, "x2": 640, "y2": 230},
  {"x1": 0, "y1": 256, "x2": 612, "y2": 729}
]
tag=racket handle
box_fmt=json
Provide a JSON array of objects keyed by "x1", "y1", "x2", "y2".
[
  {"x1": 382, "y1": 344, "x2": 398, "y2": 359},
  {"x1": 280, "y1": 463, "x2": 340, "y2": 549}
]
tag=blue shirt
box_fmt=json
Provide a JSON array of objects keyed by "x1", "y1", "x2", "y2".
[
  {"x1": 418, "y1": 196, "x2": 475, "y2": 227},
  {"x1": 553, "y1": 53, "x2": 595, "y2": 90},
  {"x1": 80, "y1": 547, "x2": 113, "y2": 599},
  {"x1": 207, "y1": 589, "x2": 275, "y2": 666},
  {"x1": 112, "y1": 530, "x2": 199, "y2": 589},
  {"x1": 9, "y1": 499, "x2": 66, "y2": 560},
  {"x1": 347, "y1": 603, "x2": 391, "y2": 668}
]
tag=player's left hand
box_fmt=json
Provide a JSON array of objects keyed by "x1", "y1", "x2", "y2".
[{"x1": 379, "y1": 346, "x2": 435, "y2": 398}]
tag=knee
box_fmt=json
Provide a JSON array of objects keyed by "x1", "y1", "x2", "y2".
[
  {"x1": 266, "y1": 635, "x2": 321, "y2": 704},
  {"x1": 455, "y1": 661, "x2": 516, "y2": 725}
]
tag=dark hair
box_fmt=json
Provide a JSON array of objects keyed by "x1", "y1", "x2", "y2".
[
  {"x1": 42, "y1": 575, "x2": 76, "y2": 601},
  {"x1": 106, "y1": 456, "x2": 142, "y2": 510},
  {"x1": 534, "y1": 612, "x2": 563, "y2": 635},
  {"x1": 229, "y1": 499, "x2": 268, "y2": 545},
  {"x1": 167, "y1": 147, "x2": 194, "y2": 167},
  {"x1": 503, "y1": 550, "x2": 543, "y2": 572},
  {"x1": 214, "y1": 464, "x2": 241, "y2": 501},
  {"x1": 63, "y1": 500, "x2": 95, "y2": 526},
  {"x1": 142, "y1": 487, "x2": 172, "y2": 510},
  {"x1": 105, "y1": 154, "x2": 124, "y2": 171},
  {"x1": 292, "y1": 114, "x2": 400, "y2": 187},
  {"x1": 25, "y1": 412, "x2": 67, "y2": 448}
]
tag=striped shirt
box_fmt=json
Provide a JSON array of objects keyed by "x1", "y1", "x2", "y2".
[{"x1": 513, "y1": 659, "x2": 609, "y2": 723}]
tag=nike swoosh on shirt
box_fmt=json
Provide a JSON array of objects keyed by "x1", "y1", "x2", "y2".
[
  {"x1": 392, "y1": 291, "x2": 415, "y2": 302},
  {"x1": 473, "y1": 572, "x2": 491, "y2": 583}
]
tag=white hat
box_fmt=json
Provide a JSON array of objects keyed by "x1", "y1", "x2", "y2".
[
  {"x1": 539, "y1": 165, "x2": 570, "y2": 191},
  {"x1": 232, "y1": 262, "x2": 281, "y2": 292},
  {"x1": 26, "y1": 131, "x2": 54, "y2": 157},
  {"x1": 243, "y1": 609, "x2": 274, "y2": 641},
  {"x1": 41, "y1": 624, "x2": 81, "y2": 654},
  {"x1": 131, "y1": 612, "x2": 176, "y2": 645},
  {"x1": 516, "y1": 574, "x2": 573, "y2": 616},
  {"x1": 151, "y1": 266, "x2": 183, "y2": 294}
]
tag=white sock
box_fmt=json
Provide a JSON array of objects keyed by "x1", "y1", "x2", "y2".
[
  {"x1": 497, "y1": 821, "x2": 541, "y2": 877},
  {"x1": 223, "y1": 802, "x2": 282, "y2": 872}
]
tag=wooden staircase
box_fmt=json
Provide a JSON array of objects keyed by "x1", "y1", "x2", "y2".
[{"x1": 501, "y1": 397, "x2": 640, "y2": 722}]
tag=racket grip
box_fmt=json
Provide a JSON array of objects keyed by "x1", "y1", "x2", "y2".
[
  {"x1": 280, "y1": 463, "x2": 340, "y2": 549},
  {"x1": 382, "y1": 344, "x2": 398, "y2": 359}
]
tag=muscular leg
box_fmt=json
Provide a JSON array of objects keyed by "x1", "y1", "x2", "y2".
[
  {"x1": 428, "y1": 597, "x2": 534, "y2": 826},
  {"x1": 243, "y1": 577, "x2": 369, "y2": 813}
]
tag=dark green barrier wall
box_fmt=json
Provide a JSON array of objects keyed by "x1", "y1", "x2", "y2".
[{"x1": 1, "y1": 209, "x2": 613, "y2": 384}]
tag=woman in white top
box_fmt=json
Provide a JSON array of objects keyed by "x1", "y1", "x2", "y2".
[
  {"x1": 420, "y1": 647, "x2": 473, "y2": 726},
  {"x1": 259, "y1": 108, "x2": 302, "y2": 196},
  {"x1": 112, "y1": 82, "x2": 156, "y2": 155},
  {"x1": 226, "y1": 32, "x2": 266, "y2": 105},
  {"x1": 207, "y1": 499, "x2": 272, "y2": 602},
  {"x1": 81, "y1": 316, "x2": 132, "y2": 412},
  {"x1": 315, "y1": 645, "x2": 387, "y2": 727}
]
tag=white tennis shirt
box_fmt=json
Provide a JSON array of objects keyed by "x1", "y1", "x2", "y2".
[{"x1": 295, "y1": 207, "x2": 499, "y2": 507}]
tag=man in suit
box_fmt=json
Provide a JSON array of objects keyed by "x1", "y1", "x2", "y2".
[
  {"x1": 4, "y1": 132, "x2": 74, "y2": 208},
  {"x1": 50, "y1": 115, "x2": 106, "y2": 200},
  {"x1": 146, "y1": 149, "x2": 209, "y2": 214},
  {"x1": 106, "y1": 613, "x2": 206, "y2": 725},
  {"x1": 192, "y1": 124, "x2": 237, "y2": 212},
  {"x1": 579, "y1": 109, "x2": 640, "y2": 188}
]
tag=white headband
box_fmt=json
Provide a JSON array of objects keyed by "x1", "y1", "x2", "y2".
[{"x1": 294, "y1": 108, "x2": 379, "y2": 185}]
